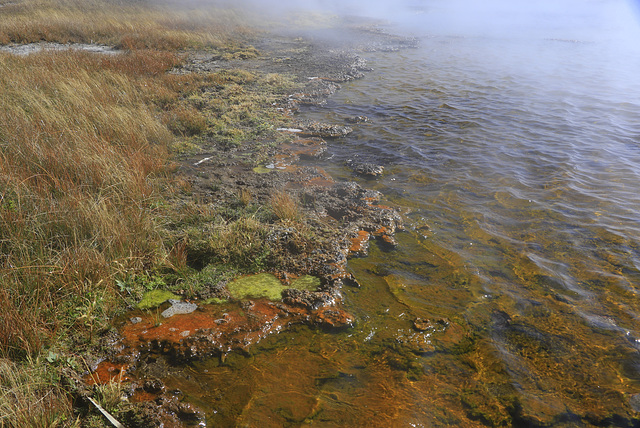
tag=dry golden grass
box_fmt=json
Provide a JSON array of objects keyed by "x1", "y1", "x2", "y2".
[
  {"x1": 0, "y1": 0, "x2": 295, "y2": 422},
  {"x1": 0, "y1": 358, "x2": 78, "y2": 428},
  {"x1": 165, "y1": 105, "x2": 208, "y2": 136},
  {"x1": 0, "y1": 49, "x2": 177, "y2": 357},
  {"x1": 0, "y1": 0, "x2": 255, "y2": 50},
  {"x1": 239, "y1": 188, "x2": 253, "y2": 207},
  {"x1": 270, "y1": 190, "x2": 301, "y2": 222}
]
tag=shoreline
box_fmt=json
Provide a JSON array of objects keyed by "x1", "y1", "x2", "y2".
[{"x1": 80, "y1": 24, "x2": 417, "y2": 425}]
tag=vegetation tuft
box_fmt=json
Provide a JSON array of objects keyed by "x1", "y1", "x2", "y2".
[
  {"x1": 0, "y1": 358, "x2": 78, "y2": 427},
  {"x1": 270, "y1": 190, "x2": 302, "y2": 222}
]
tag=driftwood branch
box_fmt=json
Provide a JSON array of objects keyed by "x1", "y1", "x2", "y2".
[{"x1": 87, "y1": 396, "x2": 125, "y2": 428}]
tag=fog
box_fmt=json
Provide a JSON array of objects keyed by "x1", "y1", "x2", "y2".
[
  {"x1": 168, "y1": 0, "x2": 639, "y2": 98},
  {"x1": 167, "y1": 0, "x2": 640, "y2": 46}
]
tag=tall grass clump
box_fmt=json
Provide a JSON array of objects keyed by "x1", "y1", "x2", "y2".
[
  {"x1": 270, "y1": 190, "x2": 301, "y2": 222},
  {"x1": 0, "y1": 50, "x2": 180, "y2": 358},
  {"x1": 0, "y1": 358, "x2": 78, "y2": 428},
  {"x1": 185, "y1": 215, "x2": 273, "y2": 272}
]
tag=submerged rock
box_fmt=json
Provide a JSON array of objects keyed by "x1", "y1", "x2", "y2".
[
  {"x1": 296, "y1": 121, "x2": 353, "y2": 138},
  {"x1": 346, "y1": 115, "x2": 370, "y2": 124},
  {"x1": 282, "y1": 288, "x2": 335, "y2": 310},
  {"x1": 345, "y1": 159, "x2": 384, "y2": 177},
  {"x1": 315, "y1": 307, "x2": 355, "y2": 328},
  {"x1": 413, "y1": 317, "x2": 433, "y2": 332}
]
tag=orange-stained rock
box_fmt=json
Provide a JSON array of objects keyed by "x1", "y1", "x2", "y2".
[
  {"x1": 373, "y1": 226, "x2": 398, "y2": 247},
  {"x1": 313, "y1": 307, "x2": 354, "y2": 328},
  {"x1": 90, "y1": 298, "x2": 356, "y2": 386},
  {"x1": 130, "y1": 390, "x2": 161, "y2": 404},
  {"x1": 349, "y1": 230, "x2": 371, "y2": 256}
]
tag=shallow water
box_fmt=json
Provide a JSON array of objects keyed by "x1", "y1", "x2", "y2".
[
  {"x1": 306, "y1": 1, "x2": 640, "y2": 423},
  {"x1": 149, "y1": 1, "x2": 640, "y2": 425}
]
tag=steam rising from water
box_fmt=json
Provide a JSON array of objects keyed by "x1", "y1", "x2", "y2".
[
  {"x1": 169, "y1": 0, "x2": 640, "y2": 54},
  {"x1": 230, "y1": 0, "x2": 640, "y2": 39},
  {"x1": 219, "y1": 0, "x2": 639, "y2": 95},
  {"x1": 366, "y1": 0, "x2": 640, "y2": 104}
]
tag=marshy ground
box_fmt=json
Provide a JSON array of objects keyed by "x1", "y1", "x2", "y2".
[{"x1": 0, "y1": 1, "x2": 416, "y2": 426}]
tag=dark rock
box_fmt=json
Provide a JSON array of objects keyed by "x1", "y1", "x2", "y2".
[
  {"x1": 346, "y1": 115, "x2": 370, "y2": 124},
  {"x1": 143, "y1": 379, "x2": 165, "y2": 394},
  {"x1": 282, "y1": 289, "x2": 335, "y2": 310},
  {"x1": 120, "y1": 402, "x2": 163, "y2": 428},
  {"x1": 345, "y1": 159, "x2": 384, "y2": 177},
  {"x1": 296, "y1": 120, "x2": 353, "y2": 138}
]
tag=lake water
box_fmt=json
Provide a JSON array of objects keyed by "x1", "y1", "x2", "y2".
[{"x1": 157, "y1": 1, "x2": 640, "y2": 425}]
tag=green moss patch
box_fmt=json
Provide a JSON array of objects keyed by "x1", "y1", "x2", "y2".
[
  {"x1": 227, "y1": 273, "x2": 284, "y2": 300},
  {"x1": 290, "y1": 275, "x2": 321, "y2": 291},
  {"x1": 226, "y1": 273, "x2": 322, "y2": 301},
  {"x1": 253, "y1": 165, "x2": 273, "y2": 174},
  {"x1": 203, "y1": 297, "x2": 229, "y2": 305},
  {"x1": 138, "y1": 290, "x2": 181, "y2": 310}
]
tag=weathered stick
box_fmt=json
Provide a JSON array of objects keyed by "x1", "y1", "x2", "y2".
[{"x1": 87, "y1": 396, "x2": 125, "y2": 428}]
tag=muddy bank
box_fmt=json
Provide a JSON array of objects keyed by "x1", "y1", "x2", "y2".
[{"x1": 83, "y1": 23, "x2": 417, "y2": 426}]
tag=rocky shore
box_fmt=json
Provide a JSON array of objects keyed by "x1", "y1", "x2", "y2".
[{"x1": 81, "y1": 24, "x2": 418, "y2": 426}]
